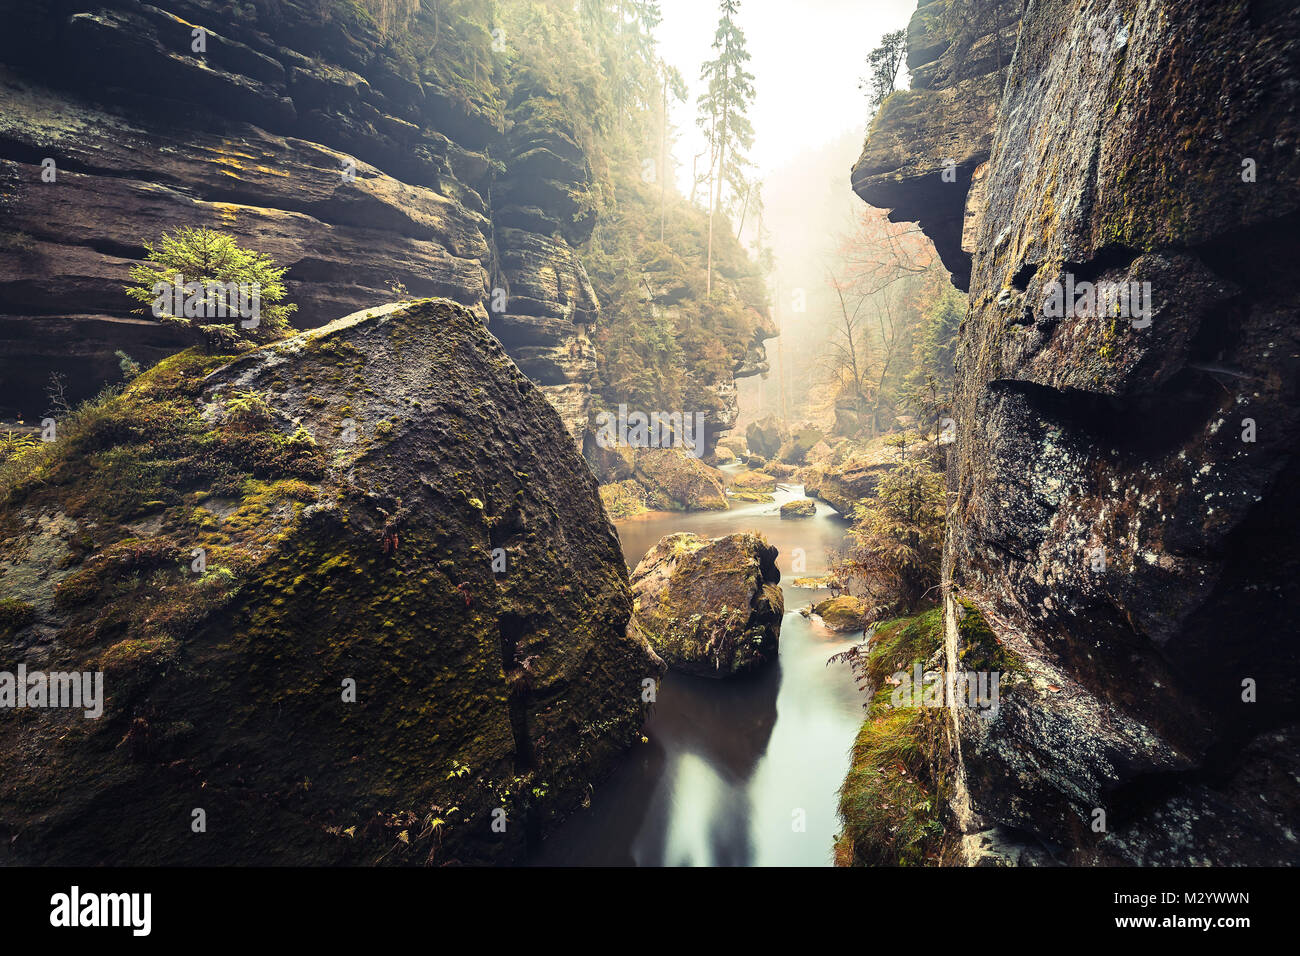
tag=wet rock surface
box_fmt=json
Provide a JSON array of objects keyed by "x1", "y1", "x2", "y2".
[
  {"x1": 856, "y1": 0, "x2": 1300, "y2": 865},
  {"x1": 630, "y1": 531, "x2": 783, "y2": 679}
]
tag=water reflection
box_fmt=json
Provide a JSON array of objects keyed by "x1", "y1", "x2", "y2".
[{"x1": 532, "y1": 484, "x2": 866, "y2": 867}]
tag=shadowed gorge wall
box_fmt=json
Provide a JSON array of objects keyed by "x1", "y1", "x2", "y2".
[{"x1": 853, "y1": 0, "x2": 1300, "y2": 865}]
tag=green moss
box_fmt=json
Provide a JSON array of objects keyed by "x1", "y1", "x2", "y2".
[
  {"x1": 598, "y1": 479, "x2": 647, "y2": 519},
  {"x1": 0, "y1": 598, "x2": 35, "y2": 636},
  {"x1": 812, "y1": 594, "x2": 865, "y2": 630},
  {"x1": 835, "y1": 607, "x2": 947, "y2": 866},
  {"x1": 956, "y1": 597, "x2": 1024, "y2": 674}
]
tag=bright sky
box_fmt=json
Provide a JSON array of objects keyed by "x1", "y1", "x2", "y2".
[{"x1": 654, "y1": 0, "x2": 916, "y2": 195}]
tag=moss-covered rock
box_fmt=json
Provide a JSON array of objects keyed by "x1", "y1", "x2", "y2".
[
  {"x1": 632, "y1": 447, "x2": 727, "y2": 511},
  {"x1": 778, "y1": 498, "x2": 816, "y2": 520},
  {"x1": 630, "y1": 531, "x2": 782, "y2": 679},
  {"x1": 745, "y1": 415, "x2": 788, "y2": 459},
  {"x1": 0, "y1": 298, "x2": 660, "y2": 865},
  {"x1": 835, "y1": 608, "x2": 948, "y2": 867},
  {"x1": 730, "y1": 469, "x2": 777, "y2": 493},
  {"x1": 813, "y1": 594, "x2": 867, "y2": 632},
  {"x1": 776, "y1": 424, "x2": 825, "y2": 465},
  {"x1": 863, "y1": 0, "x2": 1300, "y2": 866},
  {"x1": 716, "y1": 435, "x2": 749, "y2": 459}
]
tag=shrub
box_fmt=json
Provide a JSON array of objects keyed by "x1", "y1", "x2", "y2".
[
  {"x1": 847, "y1": 451, "x2": 945, "y2": 616},
  {"x1": 125, "y1": 226, "x2": 296, "y2": 349}
]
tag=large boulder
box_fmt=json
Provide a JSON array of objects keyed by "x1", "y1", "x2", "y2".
[
  {"x1": 632, "y1": 447, "x2": 728, "y2": 511},
  {"x1": 777, "y1": 423, "x2": 825, "y2": 465},
  {"x1": 630, "y1": 532, "x2": 783, "y2": 678},
  {"x1": 801, "y1": 435, "x2": 898, "y2": 514},
  {"x1": 745, "y1": 415, "x2": 788, "y2": 459},
  {"x1": 0, "y1": 299, "x2": 660, "y2": 865},
  {"x1": 716, "y1": 435, "x2": 749, "y2": 459}
]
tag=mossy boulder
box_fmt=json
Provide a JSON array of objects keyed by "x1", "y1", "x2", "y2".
[
  {"x1": 745, "y1": 415, "x2": 788, "y2": 459},
  {"x1": 813, "y1": 594, "x2": 867, "y2": 632},
  {"x1": 0, "y1": 298, "x2": 661, "y2": 865},
  {"x1": 836, "y1": 608, "x2": 947, "y2": 866},
  {"x1": 632, "y1": 447, "x2": 727, "y2": 511},
  {"x1": 730, "y1": 469, "x2": 777, "y2": 493},
  {"x1": 777, "y1": 424, "x2": 825, "y2": 465},
  {"x1": 779, "y1": 498, "x2": 816, "y2": 520},
  {"x1": 716, "y1": 435, "x2": 749, "y2": 459},
  {"x1": 630, "y1": 532, "x2": 783, "y2": 678}
]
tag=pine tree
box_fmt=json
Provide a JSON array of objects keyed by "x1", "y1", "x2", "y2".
[{"x1": 696, "y1": 0, "x2": 755, "y2": 295}]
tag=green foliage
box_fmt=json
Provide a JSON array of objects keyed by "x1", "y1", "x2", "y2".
[
  {"x1": 0, "y1": 598, "x2": 36, "y2": 635},
  {"x1": 585, "y1": 154, "x2": 768, "y2": 418},
  {"x1": 223, "y1": 390, "x2": 275, "y2": 431},
  {"x1": 697, "y1": 0, "x2": 757, "y2": 209},
  {"x1": 0, "y1": 429, "x2": 37, "y2": 463},
  {"x1": 861, "y1": 29, "x2": 907, "y2": 113},
  {"x1": 124, "y1": 227, "x2": 296, "y2": 349},
  {"x1": 848, "y1": 452, "x2": 946, "y2": 615},
  {"x1": 115, "y1": 350, "x2": 142, "y2": 381},
  {"x1": 832, "y1": 608, "x2": 946, "y2": 866},
  {"x1": 901, "y1": 282, "x2": 964, "y2": 436}
]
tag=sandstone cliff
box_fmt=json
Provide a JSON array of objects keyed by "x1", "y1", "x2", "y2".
[
  {"x1": 0, "y1": 0, "x2": 771, "y2": 453},
  {"x1": 854, "y1": 0, "x2": 1300, "y2": 865}
]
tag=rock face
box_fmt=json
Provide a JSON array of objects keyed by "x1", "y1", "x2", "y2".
[
  {"x1": 801, "y1": 435, "x2": 898, "y2": 515},
  {"x1": 745, "y1": 415, "x2": 789, "y2": 459},
  {"x1": 851, "y1": 0, "x2": 1020, "y2": 290},
  {"x1": 630, "y1": 532, "x2": 783, "y2": 679},
  {"x1": 0, "y1": 298, "x2": 660, "y2": 865},
  {"x1": 0, "y1": 1, "x2": 493, "y2": 416},
  {"x1": 776, "y1": 424, "x2": 825, "y2": 465},
  {"x1": 0, "y1": 0, "x2": 771, "y2": 453},
  {"x1": 855, "y1": 0, "x2": 1300, "y2": 865}
]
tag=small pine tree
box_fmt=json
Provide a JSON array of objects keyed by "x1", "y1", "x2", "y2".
[
  {"x1": 125, "y1": 226, "x2": 296, "y2": 350},
  {"x1": 861, "y1": 29, "x2": 907, "y2": 113},
  {"x1": 848, "y1": 453, "x2": 945, "y2": 615}
]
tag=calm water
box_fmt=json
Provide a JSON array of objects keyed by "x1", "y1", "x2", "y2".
[{"x1": 533, "y1": 479, "x2": 866, "y2": 866}]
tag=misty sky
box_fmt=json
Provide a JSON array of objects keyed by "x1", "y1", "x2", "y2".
[{"x1": 655, "y1": 0, "x2": 916, "y2": 195}]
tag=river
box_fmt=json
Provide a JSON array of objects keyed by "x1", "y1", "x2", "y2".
[{"x1": 532, "y1": 475, "x2": 866, "y2": 866}]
